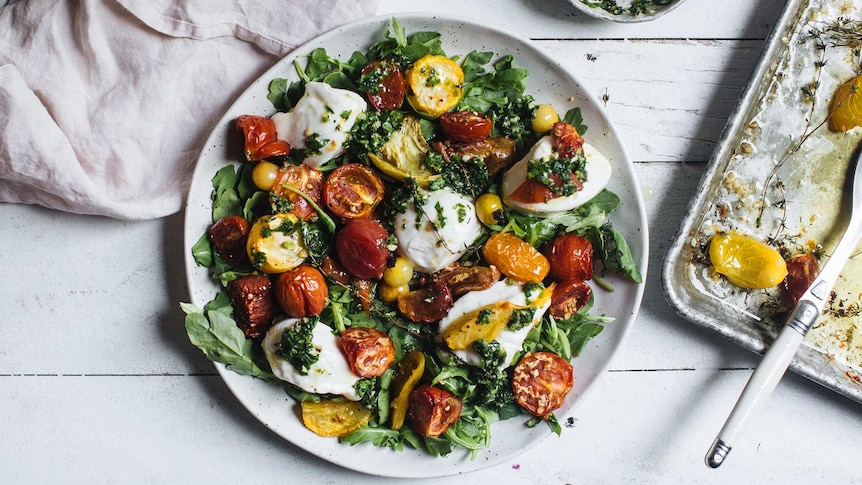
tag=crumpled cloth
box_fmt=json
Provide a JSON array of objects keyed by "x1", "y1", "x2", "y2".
[{"x1": 0, "y1": 0, "x2": 380, "y2": 219}]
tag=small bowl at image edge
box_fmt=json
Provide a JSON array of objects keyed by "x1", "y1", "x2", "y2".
[{"x1": 570, "y1": 0, "x2": 686, "y2": 23}]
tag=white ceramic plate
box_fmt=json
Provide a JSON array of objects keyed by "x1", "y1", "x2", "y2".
[{"x1": 183, "y1": 13, "x2": 648, "y2": 478}]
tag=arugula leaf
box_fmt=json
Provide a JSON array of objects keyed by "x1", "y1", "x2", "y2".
[
  {"x1": 587, "y1": 224, "x2": 643, "y2": 283},
  {"x1": 368, "y1": 18, "x2": 445, "y2": 69},
  {"x1": 181, "y1": 301, "x2": 277, "y2": 383}
]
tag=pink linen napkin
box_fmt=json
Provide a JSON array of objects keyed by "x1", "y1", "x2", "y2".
[{"x1": 0, "y1": 0, "x2": 380, "y2": 219}]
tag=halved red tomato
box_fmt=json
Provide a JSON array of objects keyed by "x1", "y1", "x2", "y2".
[
  {"x1": 360, "y1": 60, "x2": 405, "y2": 111},
  {"x1": 235, "y1": 115, "x2": 291, "y2": 162},
  {"x1": 439, "y1": 111, "x2": 492, "y2": 143},
  {"x1": 340, "y1": 327, "x2": 396, "y2": 377},
  {"x1": 323, "y1": 163, "x2": 385, "y2": 220},
  {"x1": 512, "y1": 351, "x2": 573, "y2": 419},
  {"x1": 269, "y1": 164, "x2": 324, "y2": 221}
]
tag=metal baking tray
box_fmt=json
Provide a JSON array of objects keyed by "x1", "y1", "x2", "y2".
[{"x1": 663, "y1": 0, "x2": 862, "y2": 403}]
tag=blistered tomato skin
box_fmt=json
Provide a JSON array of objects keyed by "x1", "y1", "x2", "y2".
[
  {"x1": 340, "y1": 327, "x2": 396, "y2": 378},
  {"x1": 208, "y1": 215, "x2": 250, "y2": 266},
  {"x1": 274, "y1": 264, "x2": 328, "y2": 318},
  {"x1": 512, "y1": 351, "x2": 574, "y2": 419},
  {"x1": 708, "y1": 231, "x2": 788, "y2": 289},
  {"x1": 543, "y1": 234, "x2": 593, "y2": 281},
  {"x1": 323, "y1": 163, "x2": 385, "y2": 220},
  {"x1": 397, "y1": 280, "x2": 453, "y2": 323},
  {"x1": 408, "y1": 385, "x2": 463, "y2": 437},
  {"x1": 549, "y1": 279, "x2": 592, "y2": 320},
  {"x1": 235, "y1": 115, "x2": 291, "y2": 162},
  {"x1": 360, "y1": 60, "x2": 405, "y2": 111},
  {"x1": 269, "y1": 164, "x2": 325, "y2": 222},
  {"x1": 482, "y1": 232, "x2": 550, "y2": 283},
  {"x1": 439, "y1": 111, "x2": 493, "y2": 143},
  {"x1": 335, "y1": 218, "x2": 390, "y2": 280}
]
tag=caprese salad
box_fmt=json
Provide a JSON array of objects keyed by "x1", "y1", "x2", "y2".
[{"x1": 182, "y1": 18, "x2": 641, "y2": 457}]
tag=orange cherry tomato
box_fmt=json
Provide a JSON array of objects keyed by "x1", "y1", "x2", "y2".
[
  {"x1": 512, "y1": 351, "x2": 574, "y2": 419},
  {"x1": 340, "y1": 327, "x2": 396, "y2": 378},
  {"x1": 439, "y1": 111, "x2": 493, "y2": 143},
  {"x1": 360, "y1": 60, "x2": 405, "y2": 111},
  {"x1": 543, "y1": 234, "x2": 593, "y2": 281},
  {"x1": 235, "y1": 115, "x2": 291, "y2": 162},
  {"x1": 323, "y1": 163, "x2": 385, "y2": 220},
  {"x1": 408, "y1": 384, "x2": 463, "y2": 437},
  {"x1": 274, "y1": 264, "x2": 328, "y2": 318},
  {"x1": 482, "y1": 232, "x2": 550, "y2": 283},
  {"x1": 269, "y1": 164, "x2": 324, "y2": 221}
]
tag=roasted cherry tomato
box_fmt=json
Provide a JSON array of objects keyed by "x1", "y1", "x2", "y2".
[
  {"x1": 439, "y1": 111, "x2": 492, "y2": 143},
  {"x1": 319, "y1": 254, "x2": 350, "y2": 285},
  {"x1": 269, "y1": 164, "x2": 324, "y2": 221},
  {"x1": 438, "y1": 136, "x2": 517, "y2": 177},
  {"x1": 340, "y1": 327, "x2": 396, "y2": 378},
  {"x1": 553, "y1": 121, "x2": 584, "y2": 159},
  {"x1": 543, "y1": 234, "x2": 594, "y2": 281},
  {"x1": 301, "y1": 400, "x2": 371, "y2": 437},
  {"x1": 512, "y1": 351, "x2": 574, "y2": 419},
  {"x1": 235, "y1": 115, "x2": 291, "y2": 162},
  {"x1": 335, "y1": 218, "x2": 390, "y2": 280},
  {"x1": 709, "y1": 231, "x2": 787, "y2": 289},
  {"x1": 397, "y1": 280, "x2": 453, "y2": 323},
  {"x1": 390, "y1": 350, "x2": 426, "y2": 430},
  {"x1": 360, "y1": 59, "x2": 405, "y2": 111},
  {"x1": 782, "y1": 253, "x2": 820, "y2": 305},
  {"x1": 323, "y1": 163, "x2": 385, "y2": 220},
  {"x1": 549, "y1": 279, "x2": 592, "y2": 320},
  {"x1": 482, "y1": 232, "x2": 550, "y2": 283},
  {"x1": 435, "y1": 263, "x2": 501, "y2": 297},
  {"x1": 274, "y1": 264, "x2": 328, "y2": 318},
  {"x1": 408, "y1": 385, "x2": 463, "y2": 437},
  {"x1": 226, "y1": 274, "x2": 275, "y2": 339},
  {"x1": 208, "y1": 215, "x2": 250, "y2": 266}
]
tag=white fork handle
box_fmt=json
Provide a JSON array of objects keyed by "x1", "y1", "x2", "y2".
[{"x1": 705, "y1": 326, "x2": 804, "y2": 468}]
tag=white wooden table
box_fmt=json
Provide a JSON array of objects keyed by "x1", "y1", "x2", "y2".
[{"x1": 4, "y1": 0, "x2": 861, "y2": 483}]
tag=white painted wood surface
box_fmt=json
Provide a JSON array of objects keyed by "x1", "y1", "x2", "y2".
[{"x1": 4, "y1": 0, "x2": 861, "y2": 483}]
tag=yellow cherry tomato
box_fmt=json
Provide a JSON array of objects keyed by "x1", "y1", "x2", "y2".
[
  {"x1": 378, "y1": 282, "x2": 409, "y2": 303},
  {"x1": 405, "y1": 55, "x2": 464, "y2": 118},
  {"x1": 709, "y1": 231, "x2": 788, "y2": 289},
  {"x1": 383, "y1": 257, "x2": 414, "y2": 287},
  {"x1": 532, "y1": 103, "x2": 559, "y2": 133},
  {"x1": 252, "y1": 161, "x2": 280, "y2": 191},
  {"x1": 829, "y1": 75, "x2": 862, "y2": 133},
  {"x1": 389, "y1": 350, "x2": 425, "y2": 430},
  {"x1": 300, "y1": 400, "x2": 372, "y2": 437},
  {"x1": 475, "y1": 193, "x2": 505, "y2": 226}
]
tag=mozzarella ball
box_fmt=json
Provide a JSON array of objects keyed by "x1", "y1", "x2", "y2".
[
  {"x1": 271, "y1": 81, "x2": 367, "y2": 168},
  {"x1": 393, "y1": 187, "x2": 482, "y2": 274},
  {"x1": 501, "y1": 136, "x2": 612, "y2": 214},
  {"x1": 262, "y1": 317, "x2": 361, "y2": 401}
]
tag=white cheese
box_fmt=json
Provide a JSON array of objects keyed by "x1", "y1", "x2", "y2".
[
  {"x1": 393, "y1": 187, "x2": 482, "y2": 274},
  {"x1": 262, "y1": 317, "x2": 361, "y2": 401},
  {"x1": 271, "y1": 81, "x2": 366, "y2": 168},
  {"x1": 501, "y1": 136, "x2": 612, "y2": 214}
]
